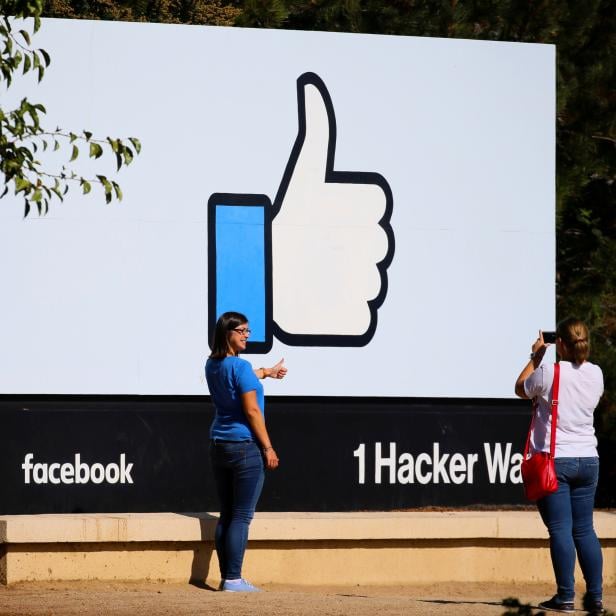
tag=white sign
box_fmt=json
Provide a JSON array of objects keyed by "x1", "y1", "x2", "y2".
[{"x1": 0, "y1": 19, "x2": 555, "y2": 397}]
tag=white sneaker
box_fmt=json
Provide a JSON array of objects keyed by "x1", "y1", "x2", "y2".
[{"x1": 221, "y1": 578, "x2": 261, "y2": 593}]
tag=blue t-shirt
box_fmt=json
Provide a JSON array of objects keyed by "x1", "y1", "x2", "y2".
[{"x1": 206, "y1": 356, "x2": 264, "y2": 441}]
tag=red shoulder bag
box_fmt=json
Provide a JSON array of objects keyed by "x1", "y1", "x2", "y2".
[{"x1": 521, "y1": 362, "x2": 560, "y2": 501}]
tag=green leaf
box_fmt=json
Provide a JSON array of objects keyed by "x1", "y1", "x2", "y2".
[
  {"x1": 69, "y1": 132, "x2": 78, "y2": 143},
  {"x1": 112, "y1": 181, "x2": 123, "y2": 201},
  {"x1": 123, "y1": 146, "x2": 134, "y2": 166},
  {"x1": 129, "y1": 137, "x2": 142, "y2": 154},
  {"x1": 70, "y1": 144, "x2": 79, "y2": 162},
  {"x1": 32, "y1": 189, "x2": 42, "y2": 203},
  {"x1": 19, "y1": 29, "x2": 31, "y2": 46},
  {"x1": 97, "y1": 175, "x2": 113, "y2": 204},
  {"x1": 51, "y1": 185, "x2": 64, "y2": 201},
  {"x1": 21, "y1": 147, "x2": 34, "y2": 162},
  {"x1": 53, "y1": 140, "x2": 60, "y2": 151},
  {"x1": 40, "y1": 49, "x2": 50, "y2": 67},
  {"x1": 26, "y1": 103, "x2": 41, "y2": 129},
  {"x1": 81, "y1": 180, "x2": 91, "y2": 195},
  {"x1": 34, "y1": 16, "x2": 41, "y2": 33},
  {"x1": 14, "y1": 177, "x2": 31, "y2": 194},
  {"x1": 23, "y1": 54, "x2": 31, "y2": 74},
  {"x1": 83, "y1": 131, "x2": 92, "y2": 141},
  {"x1": 89, "y1": 142, "x2": 103, "y2": 159},
  {"x1": 37, "y1": 66, "x2": 44, "y2": 82}
]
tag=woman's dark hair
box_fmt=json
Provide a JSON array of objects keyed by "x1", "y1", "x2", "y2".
[
  {"x1": 209, "y1": 311, "x2": 248, "y2": 359},
  {"x1": 557, "y1": 317, "x2": 590, "y2": 364}
]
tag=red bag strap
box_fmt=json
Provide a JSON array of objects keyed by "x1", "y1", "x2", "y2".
[
  {"x1": 549, "y1": 362, "x2": 560, "y2": 458},
  {"x1": 523, "y1": 362, "x2": 560, "y2": 459}
]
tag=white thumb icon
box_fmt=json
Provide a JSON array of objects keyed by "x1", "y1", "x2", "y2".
[{"x1": 272, "y1": 72, "x2": 394, "y2": 346}]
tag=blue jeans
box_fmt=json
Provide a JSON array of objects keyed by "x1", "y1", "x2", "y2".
[
  {"x1": 537, "y1": 457, "x2": 602, "y2": 603},
  {"x1": 210, "y1": 440, "x2": 265, "y2": 580}
]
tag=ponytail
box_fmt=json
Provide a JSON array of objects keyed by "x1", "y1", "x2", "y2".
[{"x1": 556, "y1": 317, "x2": 590, "y2": 364}]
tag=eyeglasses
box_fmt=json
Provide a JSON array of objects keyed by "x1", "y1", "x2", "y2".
[{"x1": 232, "y1": 328, "x2": 251, "y2": 336}]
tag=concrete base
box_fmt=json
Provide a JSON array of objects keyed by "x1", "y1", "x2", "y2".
[{"x1": 1, "y1": 512, "x2": 615, "y2": 586}]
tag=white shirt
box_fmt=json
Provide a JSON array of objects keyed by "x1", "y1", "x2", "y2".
[{"x1": 524, "y1": 361, "x2": 603, "y2": 457}]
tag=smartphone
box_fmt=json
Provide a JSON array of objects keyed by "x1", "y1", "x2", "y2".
[{"x1": 543, "y1": 331, "x2": 556, "y2": 344}]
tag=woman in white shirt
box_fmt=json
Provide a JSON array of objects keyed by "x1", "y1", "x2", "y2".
[{"x1": 515, "y1": 318, "x2": 605, "y2": 615}]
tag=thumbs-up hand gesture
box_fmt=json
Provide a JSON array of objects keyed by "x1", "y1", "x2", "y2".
[
  {"x1": 272, "y1": 73, "x2": 394, "y2": 345},
  {"x1": 268, "y1": 358, "x2": 287, "y2": 380},
  {"x1": 208, "y1": 73, "x2": 393, "y2": 353}
]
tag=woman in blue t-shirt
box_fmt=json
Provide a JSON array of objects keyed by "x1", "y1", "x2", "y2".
[{"x1": 206, "y1": 311, "x2": 287, "y2": 593}]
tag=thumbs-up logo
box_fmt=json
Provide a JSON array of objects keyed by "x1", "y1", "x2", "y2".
[{"x1": 208, "y1": 73, "x2": 394, "y2": 353}]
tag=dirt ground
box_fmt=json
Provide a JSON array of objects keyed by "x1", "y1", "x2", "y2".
[{"x1": 0, "y1": 581, "x2": 613, "y2": 616}]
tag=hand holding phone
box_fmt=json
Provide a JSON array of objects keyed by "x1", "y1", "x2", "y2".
[{"x1": 542, "y1": 331, "x2": 556, "y2": 344}]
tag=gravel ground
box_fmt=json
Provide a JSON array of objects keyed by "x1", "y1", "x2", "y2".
[{"x1": 0, "y1": 581, "x2": 613, "y2": 616}]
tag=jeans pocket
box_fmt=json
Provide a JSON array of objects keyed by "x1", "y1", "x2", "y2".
[
  {"x1": 211, "y1": 441, "x2": 251, "y2": 467},
  {"x1": 579, "y1": 457, "x2": 599, "y2": 486},
  {"x1": 554, "y1": 457, "x2": 577, "y2": 482},
  {"x1": 244, "y1": 443, "x2": 264, "y2": 470}
]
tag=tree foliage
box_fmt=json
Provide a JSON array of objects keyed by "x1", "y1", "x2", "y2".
[
  {"x1": 0, "y1": 0, "x2": 141, "y2": 215},
  {"x1": 42, "y1": 0, "x2": 241, "y2": 24}
]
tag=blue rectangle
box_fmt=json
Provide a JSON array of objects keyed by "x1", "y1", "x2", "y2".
[{"x1": 215, "y1": 204, "x2": 266, "y2": 342}]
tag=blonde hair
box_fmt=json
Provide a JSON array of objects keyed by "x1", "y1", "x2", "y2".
[{"x1": 557, "y1": 317, "x2": 590, "y2": 364}]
